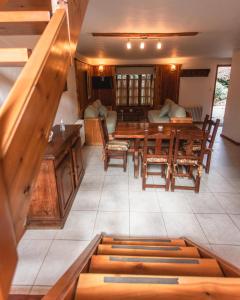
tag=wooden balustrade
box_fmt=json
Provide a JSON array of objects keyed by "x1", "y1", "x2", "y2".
[{"x1": 0, "y1": 1, "x2": 89, "y2": 298}]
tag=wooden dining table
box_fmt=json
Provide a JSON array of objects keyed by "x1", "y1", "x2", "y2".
[{"x1": 113, "y1": 122, "x2": 202, "y2": 178}]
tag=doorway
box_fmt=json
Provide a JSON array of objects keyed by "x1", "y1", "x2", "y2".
[{"x1": 212, "y1": 65, "x2": 231, "y2": 125}]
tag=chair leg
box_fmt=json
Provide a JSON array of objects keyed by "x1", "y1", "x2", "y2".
[
  {"x1": 205, "y1": 151, "x2": 212, "y2": 174},
  {"x1": 165, "y1": 166, "x2": 171, "y2": 191},
  {"x1": 104, "y1": 153, "x2": 108, "y2": 171},
  {"x1": 142, "y1": 163, "x2": 147, "y2": 190},
  {"x1": 171, "y1": 176, "x2": 175, "y2": 192},
  {"x1": 123, "y1": 152, "x2": 127, "y2": 172},
  {"x1": 195, "y1": 174, "x2": 201, "y2": 193}
]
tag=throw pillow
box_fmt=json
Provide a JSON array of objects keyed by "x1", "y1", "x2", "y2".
[
  {"x1": 159, "y1": 103, "x2": 170, "y2": 117},
  {"x1": 99, "y1": 105, "x2": 108, "y2": 118},
  {"x1": 84, "y1": 105, "x2": 99, "y2": 118}
]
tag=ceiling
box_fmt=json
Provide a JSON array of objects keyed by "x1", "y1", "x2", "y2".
[{"x1": 77, "y1": 0, "x2": 240, "y2": 64}]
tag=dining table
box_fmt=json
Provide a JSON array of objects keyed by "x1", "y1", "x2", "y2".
[{"x1": 113, "y1": 122, "x2": 202, "y2": 178}]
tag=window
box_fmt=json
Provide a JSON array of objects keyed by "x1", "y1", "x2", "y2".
[{"x1": 116, "y1": 73, "x2": 154, "y2": 106}]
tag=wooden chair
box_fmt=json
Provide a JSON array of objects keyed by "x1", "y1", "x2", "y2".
[
  {"x1": 171, "y1": 129, "x2": 208, "y2": 193},
  {"x1": 202, "y1": 114, "x2": 210, "y2": 131},
  {"x1": 141, "y1": 129, "x2": 175, "y2": 190},
  {"x1": 203, "y1": 118, "x2": 220, "y2": 173},
  {"x1": 98, "y1": 118, "x2": 129, "y2": 172}
]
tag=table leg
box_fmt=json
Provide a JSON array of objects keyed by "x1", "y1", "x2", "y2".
[{"x1": 134, "y1": 139, "x2": 140, "y2": 178}]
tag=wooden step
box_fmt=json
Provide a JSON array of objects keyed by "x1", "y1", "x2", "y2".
[
  {"x1": 0, "y1": 48, "x2": 30, "y2": 66},
  {"x1": 97, "y1": 244, "x2": 200, "y2": 258},
  {"x1": 76, "y1": 273, "x2": 240, "y2": 300},
  {"x1": 102, "y1": 237, "x2": 186, "y2": 246},
  {"x1": 90, "y1": 255, "x2": 223, "y2": 277},
  {"x1": 0, "y1": 11, "x2": 50, "y2": 35}
]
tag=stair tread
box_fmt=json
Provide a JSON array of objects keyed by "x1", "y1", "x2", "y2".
[
  {"x1": 97, "y1": 244, "x2": 200, "y2": 258},
  {"x1": 102, "y1": 237, "x2": 186, "y2": 246},
  {"x1": 76, "y1": 274, "x2": 240, "y2": 300},
  {"x1": 90, "y1": 255, "x2": 223, "y2": 277}
]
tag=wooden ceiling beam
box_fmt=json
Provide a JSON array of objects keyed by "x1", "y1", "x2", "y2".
[
  {"x1": 0, "y1": 48, "x2": 30, "y2": 66},
  {"x1": 0, "y1": 11, "x2": 50, "y2": 35},
  {"x1": 92, "y1": 32, "x2": 199, "y2": 38}
]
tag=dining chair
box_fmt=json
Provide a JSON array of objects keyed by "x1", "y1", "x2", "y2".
[
  {"x1": 203, "y1": 118, "x2": 220, "y2": 173},
  {"x1": 171, "y1": 129, "x2": 208, "y2": 193},
  {"x1": 141, "y1": 129, "x2": 175, "y2": 191},
  {"x1": 99, "y1": 118, "x2": 129, "y2": 172},
  {"x1": 202, "y1": 114, "x2": 210, "y2": 131}
]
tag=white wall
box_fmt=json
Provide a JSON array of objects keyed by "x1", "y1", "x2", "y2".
[
  {"x1": 179, "y1": 58, "x2": 231, "y2": 120},
  {"x1": 0, "y1": 67, "x2": 22, "y2": 107},
  {"x1": 222, "y1": 50, "x2": 240, "y2": 143},
  {"x1": 53, "y1": 65, "x2": 79, "y2": 125}
]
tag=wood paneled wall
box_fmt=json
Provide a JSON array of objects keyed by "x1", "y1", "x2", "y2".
[
  {"x1": 74, "y1": 62, "x2": 181, "y2": 112},
  {"x1": 91, "y1": 65, "x2": 116, "y2": 107},
  {"x1": 154, "y1": 64, "x2": 181, "y2": 107},
  {"x1": 74, "y1": 59, "x2": 92, "y2": 117}
]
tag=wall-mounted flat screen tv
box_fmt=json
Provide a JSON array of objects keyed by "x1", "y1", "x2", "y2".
[{"x1": 92, "y1": 76, "x2": 113, "y2": 89}]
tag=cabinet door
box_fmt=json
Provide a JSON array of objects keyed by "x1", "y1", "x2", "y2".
[
  {"x1": 56, "y1": 151, "x2": 75, "y2": 215},
  {"x1": 72, "y1": 137, "x2": 84, "y2": 186}
]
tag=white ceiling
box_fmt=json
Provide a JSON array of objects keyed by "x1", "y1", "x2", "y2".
[{"x1": 77, "y1": 0, "x2": 240, "y2": 64}]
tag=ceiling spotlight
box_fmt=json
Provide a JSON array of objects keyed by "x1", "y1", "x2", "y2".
[
  {"x1": 126, "y1": 40, "x2": 132, "y2": 50},
  {"x1": 157, "y1": 41, "x2": 162, "y2": 49},
  {"x1": 140, "y1": 41, "x2": 145, "y2": 49}
]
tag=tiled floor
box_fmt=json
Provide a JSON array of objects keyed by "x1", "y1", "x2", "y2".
[{"x1": 12, "y1": 129, "x2": 240, "y2": 294}]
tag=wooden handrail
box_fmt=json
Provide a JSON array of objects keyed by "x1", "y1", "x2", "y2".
[
  {"x1": 0, "y1": 2, "x2": 88, "y2": 298},
  {"x1": 43, "y1": 234, "x2": 102, "y2": 300}
]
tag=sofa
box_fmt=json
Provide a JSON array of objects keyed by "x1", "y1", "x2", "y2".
[
  {"x1": 148, "y1": 99, "x2": 187, "y2": 123},
  {"x1": 84, "y1": 99, "x2": 117, "y2": 145}
]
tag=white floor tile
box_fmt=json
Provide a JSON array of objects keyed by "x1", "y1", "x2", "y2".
[
  {"x1": 214, "y1": 193, "x2": 240, "y2": 214},
  {"x1": 72, "y1": 190, "x2": 101, "y2": 211},
  {"x1": 130, "y1": 212, "x2": 167, "y2": 237},
  {"x1": 211, "y1": 244, "x2": 240, "y2": 268},
  {"x1": 13, "y1": 239, "x2": 52, "y2": 285},
  {"x1": 157, "y1": 192, "x2": 193, "y2": 213},
  {"x1": 102, "y1": 175, "x2": 128, "y2": 191},
  {"x1": 54, "y1": 211, "x2": 96, "y2": 240},
  {"x1": 99, "y1": 190, "x2": 129, "y2": 211},
  {"x1": 186, "y1": 193, "x2": 225, "y2": 213},
  {"x1": 35, "y1": 240, "x2": 88, "y2": 286},
  {"x1": 129, "y1": 191, "x2": 160, "y2": 212},
  {"x1": 163, "y1": 213, "x2": 208, "y2": 244},
  {"x1": 94, "y1": 211, "x2": 129, "y2": 236},
  {"x1": 196, "y1": 214, "x2": 240, "y2": 245},
  {"x1": 22, "y1": 229, "x2": 57, "y2": 240}
]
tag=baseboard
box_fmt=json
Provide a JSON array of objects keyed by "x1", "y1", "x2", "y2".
[{"x1": 220, "y1": 134, "x2": 240, "y2": 145}]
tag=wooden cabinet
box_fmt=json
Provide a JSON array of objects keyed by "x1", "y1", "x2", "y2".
[{"x1": 27, "y1": 125, "x2": 84, "y2": 228}]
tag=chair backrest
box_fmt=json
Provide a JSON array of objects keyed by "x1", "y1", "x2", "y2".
[
  {"x1": 173, "y1": 129, "x2": 208, "y2": 164},
  {"x1": 202, "y1": 114, "x2": 210, "y2": 131},
  {"x1": 205, "y1": 118, "x2": 220, "y2": 149},
  {"x1": 98, "y1": 118, "x2": 109, "y2": 147},
  {"x1": 143, "y1": 129, "x2": 175, "y2": 164}
]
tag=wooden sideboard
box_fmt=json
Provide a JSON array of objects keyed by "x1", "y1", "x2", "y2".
[{"x1": 27, "y1": 125, "x2": 84, "y2": 228}]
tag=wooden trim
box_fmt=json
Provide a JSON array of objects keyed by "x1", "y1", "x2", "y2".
[
  {"x1": 0, "y1": 48, "x2": 30, "y2": 66},
  {"x1": 220, "y1": 134, "x2": 240, "y2": 145},
  {"x1": 0, "y1": 11, "x2": 50, "y2": 35},
  {"x1": 184, "y1": 237, "x2": 240, "y2": 277},
  {"x1": 42, "y1": 234, "x2": 102, "y2": 300},
  {"x1": 92, "y1": 32, "x2": 199, "y2": 38}
]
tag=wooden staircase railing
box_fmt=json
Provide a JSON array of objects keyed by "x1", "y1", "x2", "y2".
[{"x1": 0, "y1": 1, "x2": 89, "y2": 299}]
